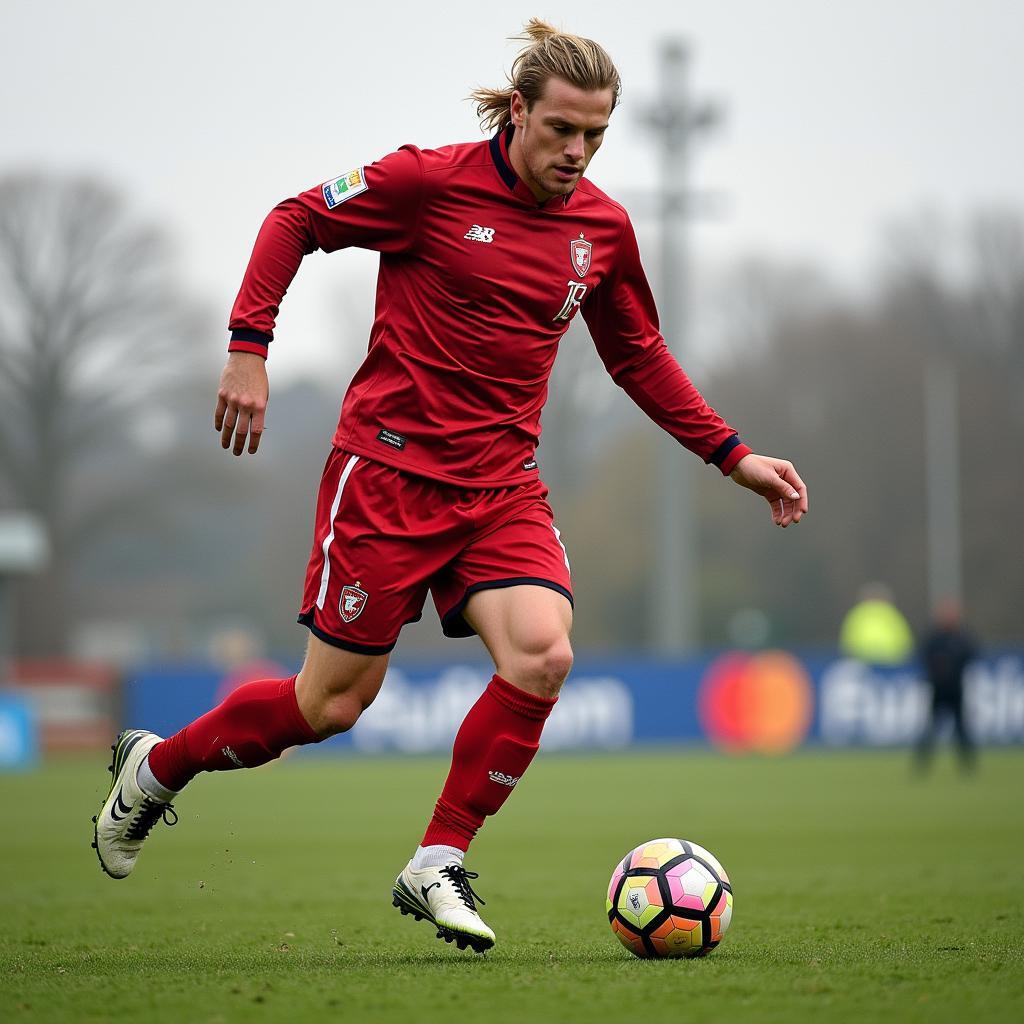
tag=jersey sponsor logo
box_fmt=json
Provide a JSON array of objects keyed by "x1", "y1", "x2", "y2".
[
  {"x1": 340, "y1": 585, "x2": 369, "y2": 623},
  {"x1": 464, "y1": 224, "x2": 496, "y2": 243},
  {"x1": 488, "y1": 770, "x2": 521, "y2": 788},
  {"x1": 322, "y1": 167, "x2": 368, "y2": 209},
  {"x1": 553, "y1": 281, "x2": 588, "y2": 322},
  {"x1": 571, "y1": 234, "x2": 592, "y2": 277},
  {"x1": 376, "y1": 428, "x2": 407, "y2": 451}
]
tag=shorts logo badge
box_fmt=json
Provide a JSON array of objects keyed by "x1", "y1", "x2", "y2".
[
  {"x1": 339, "y1": 585, "x2": 369, "y2": 623},
  {"x1": 571, "y1": 233, "x2": 592, "y2": 277}
]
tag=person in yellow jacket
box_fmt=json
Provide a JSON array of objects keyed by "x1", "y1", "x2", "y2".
[{"x1": 838, "y1": 584, "x2": 914, "y2": 665}]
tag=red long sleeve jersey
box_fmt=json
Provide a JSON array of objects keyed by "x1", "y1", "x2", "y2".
[{"x1": 229, "y1": 128, "x2": 751, "y2": 487}]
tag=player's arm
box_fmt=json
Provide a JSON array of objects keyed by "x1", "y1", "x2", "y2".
[
  {"x1": 217, "y1": 197, "x2": 314, "y2": 457},
  {"x1": 219, "y1": 148, "x2": 424, "y2": 457},
  {"x1": 583, "y1": 216, "x2": 808, "y2": 527},
  {"x1": 214, "y1": 204, "x2": 305, "y2": 457}
]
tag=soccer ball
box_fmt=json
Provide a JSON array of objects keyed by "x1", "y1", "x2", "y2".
[{"x1": 606, "y1": 837, "x2": 734, "y2": 958}]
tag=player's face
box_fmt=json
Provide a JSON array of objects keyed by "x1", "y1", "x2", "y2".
[{"x1": 509, "y1": 77, "x2": 614, "y2": 202}]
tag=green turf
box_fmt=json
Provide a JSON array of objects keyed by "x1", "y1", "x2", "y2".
[{"x1": 1, "y1": 748, "x2": 1022, "y2": 1023}]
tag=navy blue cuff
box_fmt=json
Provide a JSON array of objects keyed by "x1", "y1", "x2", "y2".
[
  {"x1": 229, "y1": 329, "x2": 272, "y2": 347},
  {"x1": 708, "y1": 434, "x2": 742, "y2": 467}
]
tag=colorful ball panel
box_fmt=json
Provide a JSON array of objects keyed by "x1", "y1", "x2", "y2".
[
  {"x1": 629, "y1": 838, "x2": 685, "y2": 870},
  {"x1": 616, "y1": 876, "x2": 665, "y2": 931},
  {"x1": 607, "y1": 862, "x2": 626, "y2": 905},
  {"x1": 610, "y1": 917, "x2": 648, "y2": 958},
  {"x1": 684, "y1": 862, "x2": 716, "y2": 898},
  {"x1": 666, "y1": 859, "x2": 717, "y2": 912},
  {"x1": 649, "y1": 915, "x2": 704, "y2": 958},
  {"x1": 709, "y1": 890, "x2": 734, "y2": 942},
  {"x1": 687, "y1": 841, "x2": 730, "y2": 884}
]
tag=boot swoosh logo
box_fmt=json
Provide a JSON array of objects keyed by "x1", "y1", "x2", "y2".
[
  {"x1": 109, "y1": 790, "x2": 134, "y2": 821},
  {"x1": 421, "y1": 882, "x2": 441, "y2": 902}
]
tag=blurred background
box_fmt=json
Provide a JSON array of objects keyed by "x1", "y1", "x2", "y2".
[{"x1": 1, "y1": 0, "x2": 1022, "y2": 763}]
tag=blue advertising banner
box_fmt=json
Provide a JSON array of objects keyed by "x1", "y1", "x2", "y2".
[
  {"x1": 123, "y1": 650, "x2": 1024, "y2": 755},
  {"x1": 0, "y1": 694, "x2": 39, "y2": 770}
]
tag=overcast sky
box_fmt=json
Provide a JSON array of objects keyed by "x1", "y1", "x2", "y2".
[{"x1": 3, "y1": 0, "x2": 1022, "y2": 381}]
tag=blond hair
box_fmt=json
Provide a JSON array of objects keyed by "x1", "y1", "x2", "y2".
[{"x1": 471, "y1": 19, "x2": 621, "y2": 133}]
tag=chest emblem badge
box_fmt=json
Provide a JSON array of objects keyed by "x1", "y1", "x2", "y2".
[{"x1": 571, "y1": 234, "x2": 592, "y2": 278}]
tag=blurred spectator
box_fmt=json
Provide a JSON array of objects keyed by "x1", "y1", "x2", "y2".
[
  {"x1": 914, "y1": 598, "x2": 977, "y2": 772},
  {"x1": 838, "y1": 583, "x2": 914, "y2": 665}
]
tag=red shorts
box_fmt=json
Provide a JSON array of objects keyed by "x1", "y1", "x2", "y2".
[{"x1": 297, "y1": 449, "x2": 573, "y2": 654}]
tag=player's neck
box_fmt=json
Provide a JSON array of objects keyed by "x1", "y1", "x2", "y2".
[{"x1": 507, "y1": 131, "x2": 553, "y2": 204}]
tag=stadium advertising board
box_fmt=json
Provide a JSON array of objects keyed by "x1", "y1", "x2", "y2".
[
  {"x1": 0, "y1": 694, "x2": 38, "y2": 770},
  {"x1": 123, "y1": 651, "x2": 1024, "y2": 755}
]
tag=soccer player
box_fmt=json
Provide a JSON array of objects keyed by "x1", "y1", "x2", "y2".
[{"x1": 94, "y1": 20, "x2": 808, "y2": 953}]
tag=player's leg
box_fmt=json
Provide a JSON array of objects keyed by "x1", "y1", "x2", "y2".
[
  {"x1": 93, "y1": 638, "x2": 387, "y2": 879},
  {"x1": 149, "y1": 636, "x2": 388, "y2": 789},
  {"x1": 394, "y1": 484, "x2": 573, "y2": 951},
  {"x1": 464, "y1": 582, "x2": 575, "y2": 696},
  {"x1": 94, "y1": 449, "x2": 425, "y2": 879},
  {"x1": 393, "y1": 585, "x2": 571, "y2": 951},
  {"x1": 423, "y1": 583, "x2": 572, "y2": 848},
  {"x1": 294, "y1": 633, "x2": 390, "y2": 736}
]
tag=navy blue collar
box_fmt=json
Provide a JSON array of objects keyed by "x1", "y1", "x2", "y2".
[
  {"x1": 489, "y1": 125, "x2": 518, "y2": 191},
  {"x1": 488, "y1": 124, "x2": 573, "y2": 209}
]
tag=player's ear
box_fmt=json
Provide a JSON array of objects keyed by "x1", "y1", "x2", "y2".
[{"x1": 510, "y1": 90, "x2": 526, "y2": 128}]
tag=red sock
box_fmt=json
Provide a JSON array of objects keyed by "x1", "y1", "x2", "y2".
[
  {"x1": 147, "y1": 675, "x2": 318, "y2": 791},
  {"x1": 422, "y1": 674, "x2": 557, "y2": 851}
]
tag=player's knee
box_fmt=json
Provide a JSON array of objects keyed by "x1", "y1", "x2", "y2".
[
  {"x1": 514, "y1": 636, "x2": 573, "y2": 699},
  {"x1": 297, "y1": 660, "x2": 385, "y2": 738},
  {"x1": 545, "y1": 638, "x2": 574, "y2": 689},
  {"x1": 316, "y1": 692, "x2": 367, "y2": 736}
]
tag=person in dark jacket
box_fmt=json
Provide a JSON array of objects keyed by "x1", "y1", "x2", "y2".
[{"x1": 915, "y1": 598, "x2": 978, "y2": 772}]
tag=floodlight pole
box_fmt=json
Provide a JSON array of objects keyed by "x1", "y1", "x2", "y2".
[
  {"x1": 639, "y1": 41, "x2": 722, "y2": 655},
  {"x1": 924, "y1": 357, "x2": 962, "y2": 609}
]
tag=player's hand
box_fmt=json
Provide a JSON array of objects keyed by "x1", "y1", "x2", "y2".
[
  {"x1": 729, "y1": 453, "x2": 808, "y2": 528},
  {"x1": 214, "y1": 352, "x2": 269, "y2": 456}
]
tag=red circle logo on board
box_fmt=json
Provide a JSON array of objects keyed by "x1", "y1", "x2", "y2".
[{"x1": 698, "y1": 651, "x2": 814, "y2": 754}]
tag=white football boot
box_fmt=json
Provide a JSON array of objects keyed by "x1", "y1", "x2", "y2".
[
  {"x1": 92, "y1": 729, "x2": 177, "y2": 878},
  {"x1": 392, "y1": 861, "x2": 496, "y2": 953}
]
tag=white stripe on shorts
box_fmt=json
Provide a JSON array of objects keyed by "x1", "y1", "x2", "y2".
[
  {"x1": 551, "y1": 524, "x2": 570, "y2": 572},
  {"x1": 315, "y1": 454, "x2": 360, "y2": 610}
]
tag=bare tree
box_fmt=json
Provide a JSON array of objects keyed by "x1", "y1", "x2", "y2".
[
  {"x1": 709, "y1": 255, "x2": 836, "y2": 362},
  {"x1": 0, "y1": 173, "x2": 204, "y2": 654},
  {"x1": 965, "y1": 208, "x2": 1024, "y2": 359},
  {"x1": 693, "y1": 207, "x2": 1024, "y2": 648}
]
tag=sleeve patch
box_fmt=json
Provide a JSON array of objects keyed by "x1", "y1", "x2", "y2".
[{"x1": 322, "y1": 167, "x2": 368, "y2": 209}]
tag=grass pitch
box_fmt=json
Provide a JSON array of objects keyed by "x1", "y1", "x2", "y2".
[{"x1": 2, "y1": 747, "x2": 1022, "y2": 1023}]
